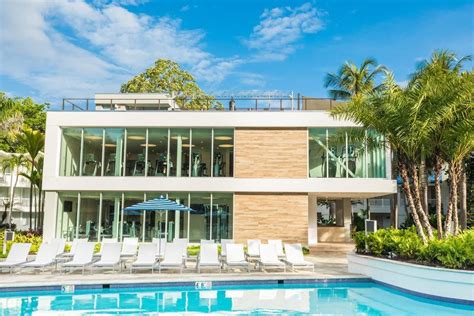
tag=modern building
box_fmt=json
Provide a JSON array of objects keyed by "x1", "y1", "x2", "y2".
[
  {"x1": 0, "y1": 151, "x2": 38, "y2": 230},
  {"x1": 42, "y1": 94, "x2": 397, "y2": 245}
]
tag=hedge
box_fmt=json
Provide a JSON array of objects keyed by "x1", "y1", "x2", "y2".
[{"x1": 354, "y1": 227, "x2": 474, "y2": 270}]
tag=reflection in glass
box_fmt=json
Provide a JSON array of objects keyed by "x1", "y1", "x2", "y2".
[
  {"x1": 104, "y1": 128, "x2": 125, "y2": 176},
  {"x1": 327, "y1": 128, "x2": 347, "y2": 178},
  {"x1": 367, "y1": 131, "x2": 386, "y2": 178},
  {"x1": 189, "y1": 193, "x2": 211, "y2": 242},
  {"x1": 81, "y1": 128, "x2": 103, "y2": 176},
  {"x1": 169, "y1": 129, "x2": 190, "y2": 177},
  {"x1": 56, "y1": 192, "x2": 78, "y2": 241},
  {"x1": 168, "y1": 192, "x2": 189, "y2": 241},
  {"x1": 77, "y1": 192, "x2": 100, "y2": 241},
  {"x1": 143, "y1": 192, "x2": 167, "y2": 241},
  {"x1": 213, "y1": 129, "x2": 234, "y2": 177},
  {"x1": 125, "y1": 129, "x2": 147, "y2": 176},
  {"x1": 308, "y1": 128, "x2": 326, "y2": 177},
  {"x1": 147, "y1": 129, "x2": 169, "y2": 176},
  {"x1": 122, "y1": 192, "x2": 145, "y2": 240},
  {"x1": 101, "y1": 192, "x2": 122, "y2": 240},
  {"x1": 60, "y1": 128, "x2": 82, "y2": 176},
  {"x1": 211, "y1": 193, "x2": 233, "y2": 241},
  {"x1": 191, "y1": 129, "x2": 211, "y2": 177}
]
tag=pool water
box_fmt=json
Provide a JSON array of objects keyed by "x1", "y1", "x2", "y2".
[{"x1": 0, "y1": 282, "x2": 471, "y2": 315}]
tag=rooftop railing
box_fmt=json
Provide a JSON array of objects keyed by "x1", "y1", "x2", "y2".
[{"x1": 57, "y1": 95, "x2": 339, "y2": 112}]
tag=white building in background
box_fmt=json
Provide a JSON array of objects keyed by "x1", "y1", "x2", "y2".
[{"x1": 0, "y1": 151, "x2": 38, "y2": 231}]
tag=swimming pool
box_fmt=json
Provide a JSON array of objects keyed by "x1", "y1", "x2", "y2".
[{"x1": 0, "y1": 281, "x2": 471, "y2": 315}]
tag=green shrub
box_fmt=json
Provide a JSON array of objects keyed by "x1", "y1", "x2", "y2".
[{"x1": 355, "y1": 228, "x2": 474, "y2": 270}]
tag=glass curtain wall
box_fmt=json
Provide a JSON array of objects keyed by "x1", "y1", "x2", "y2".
[
  {"x1": 104, "y1": 129, "x2": 125, "y2": 176},
  {"x1": 122, "y1": 192, "x2": 145, "y2": 240},
  {"x1": 55, "y1": 191, "x2": 233, "y2": 242},
  {"x1": 169, "y1": 129, "x2": 190, "y2": 177},
  {"x1": 309, "y1": 128, "x2": 386, "y2": 178},
  {"x1": 213, "y1": 129, "x2": 234, "y2": 177},
  {"x1": 56, "y1": 192, "x2": 78, "y2": 241},
  {"x1": 191, "y1": 129, "x2": 211, "y2": 177},
  {"x1": 101, "y1": 192, "x2": 122, "y2": 240},
  {"x1": 189, "y1": 193, "x2": 211, "y2": 242},
  {"x1": 82, "y1": 129, "x2": 103, "y2": 176},
  {"x1": 211, "y1": 193, "x2": 233, "y2": 241},
  {"x1": 60, "y1": 128, "x2": 234, "y2": 177},
  {"x1": 147, "y1": 129, "x2": 168, "y2": 176},
  {"x1": 77, "y1": 192, "x2": 100, "y2": 241},
  {"x1": 125, "y1": 129, "x2": 147, "y2": 176},
  {"x1": 59, "y1": 128, "x2": 82, "y2": 176}
]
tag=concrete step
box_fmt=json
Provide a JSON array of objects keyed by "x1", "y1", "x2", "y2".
[{"x1": 309, "y1": 242, "x2": 354, "y2": 256}]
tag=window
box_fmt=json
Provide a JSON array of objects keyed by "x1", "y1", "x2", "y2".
[
  {"x1": 82, "y1": 128, "x2": 103, "y2": 176},
  {"x1": 59, "y1": 128, "x2": 82, "y2": 176},
  {"x1": 191, "y1": 129, "x2": 212, "y2": 177},
  {"x1": 125, "y1": 129, "x2": 147, "y2": 176},
  {"x1": 56, "y1": 192, "x2": 79, "y2": 241},
  {"x1": 213, "y1": 129, "x2": 234, "y2": 177},
  {"x1": 103, "y1": 129, "x2": 125, "y2": 176},
  {"x1": 169, "y1": 129, "x2": 190, "y2": 177},
  {"x1": 211, "y1": 193, "x2": 233, "y2": 241},
  {"x1": 77, "y1": 192, "x2": 100, "y2": 241},
  {"x1": 147, "y1": 129, "x2": 168, "y2": 176}
]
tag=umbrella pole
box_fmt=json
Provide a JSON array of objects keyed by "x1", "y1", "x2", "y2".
[
  {"x1": 158, "y1": 212, "x2": 163, "y2": 260},
  {"x1": 142, "y1": 210, "x2": 146, "y2": 242}
]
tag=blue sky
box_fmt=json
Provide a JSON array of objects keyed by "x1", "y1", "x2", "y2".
[{"x1": 0, "y1": 0, "x2": 472, "y2": 104}]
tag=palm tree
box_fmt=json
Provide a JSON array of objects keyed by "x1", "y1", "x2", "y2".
[
  {"x1": 0, "y1": 93, "x2": 23, "y2": 138},
  {"x1": 0, "y1": 153, "x2": 27, "y2": 229},
  {"x1": 411, "y1": 50, "x2": 473, "y2": 237},
  {"x1": 16, "y1": 128, "x2": 45, "y2": 231},
  {"x1": 324, "y1": 58, "x2": 388, "y2": 100}
]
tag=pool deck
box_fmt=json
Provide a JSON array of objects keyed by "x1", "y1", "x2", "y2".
[{"x1": 0, "y1": 253, "x2": 365, "y2": 290}]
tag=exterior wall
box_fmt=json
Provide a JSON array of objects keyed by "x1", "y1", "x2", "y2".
[
  {"x1": 234, "y1": 128, "x2": 307, "y2": 178},
  {"x1": 348, "y1": 253, "x2": 474, "y2": 303},
  {"x1": 234, "y1": 193, "x2": 308, "y2": 244}
]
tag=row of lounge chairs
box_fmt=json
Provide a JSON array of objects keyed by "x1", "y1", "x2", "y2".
[{"x1": 0, "y1": 238, "x2": 314, "y2": 274}]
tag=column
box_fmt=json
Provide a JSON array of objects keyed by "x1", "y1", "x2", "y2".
[
  {"x1": 342, "y1": 198, "x2": 352, "y2": 242},
  {"x1": 43, "y1": 192, "x2": 58, "y2": 241}
]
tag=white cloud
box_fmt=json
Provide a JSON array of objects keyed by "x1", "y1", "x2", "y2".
[
  {"x1": 243, "y1": 3, "x2": 323, "y2": 61},
  {"x1": 0, "y1": 0, "x2": 240, "y2": 101}
]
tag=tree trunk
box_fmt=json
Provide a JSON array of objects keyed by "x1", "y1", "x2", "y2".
[
  {"x1": 411, "y1": 164, "x2": 434, "y2": 239},
  {"x1": 33, "y1": 188, "x2": 38, "y2": 231},
  {"x1": 434, "y1": 156, "x2": 443, "y2": 239},
  {"x1": 28, "y1": 181, "x2": 33, "y2": 231},
  {"x1": 399, "y1": 162, "x2": 427, "y2": 243},
  {"x1": 445, "y1": 163, "x2": 459, "y2": 237},
  {"x1": 419, "y1": 156, "x2": 429, "y2": 214},
  {"x1": 459, "y1": 163, "x2": 467, "y2": 230},
  {"x1": 390, "y1": 192, "x2": 399, "y2": 228}
]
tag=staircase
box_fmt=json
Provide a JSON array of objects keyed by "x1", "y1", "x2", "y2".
[{"x1": 309, "y1": 242, "x2": 355, "y2": 257}]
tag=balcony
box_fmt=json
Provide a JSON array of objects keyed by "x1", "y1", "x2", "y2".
[{"x1": 57, "y1": 93, "x2": 339, "y2": 112}]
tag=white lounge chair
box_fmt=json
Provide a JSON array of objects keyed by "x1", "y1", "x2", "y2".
[
  {"x1": 92, "y1": 243, "x2": 122, "y2": 272},
  {"x1": 0, "y1": 243, "x2": 31, "y2": 273},
  {"x1": 268, "y1": 240, "x2": 285, "y2": 258},
  {"x1": 130, "y1": 243, "x2": 158, "y2": 273},
  {"x1": 197, "y1": 244, "x2": 221, "y2": 273},
  {"x1": 258, "y1": 244, "x2": 286, "y2": 272},
  {"x1": 283, "y1": 243, "x2": 314, "y2": 272},
  {"x1": 246, "y1": 239, "x2": 261, "y2": 260},
  {"x1": 62, "y1": 242, "x2": 96, "y2": 274},
  {"x1": 224, "y1": 244, "x2": 250, "y2": 272},
  {"x1": 173, "y1": 238, "x2": 188, "y2": 259},
  {"x1": 200, "y1": 239, "x2": 215, "y2": 245},
  {"x1": 220, "y1": 239, "x2": 234, "y2": 259},
  {"x1": 63, "y1": 238, "x2": 88, "y2": 258},
  {"x1": 21, "y1": 243, "x2": 58, "y2": 272},
  {"x1": 49, "y1": 238, "x2": 66, "y2": 257},
  {"x1": 121, "y1": 237, "x2": 138, "y2": 258},
  {"x1": 152, "y1": 238, "x2": 166, "y2": 259},
  {"x1": 159, "y1": 243, "x2": 185, "y2": 273}
]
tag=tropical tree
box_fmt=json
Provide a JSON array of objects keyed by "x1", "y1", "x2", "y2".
[
  {"x1": 120, "y1": 59, "x2": 220, "y2": 110},
  {"x1": 0, "y1": 153, "x2": 26, "y2": 229},
  {"x1": 323, "y1": 58, "x2": 389, "y2": 220},
  {"x1": 0, "y1": 93, "x2": 23, "y2": 142},
  {"x1": 324, "y1": 58, "x2": 388, "y2": 100},
  {"x1": 17, "y1": 128, "x2": 45, "y2": 231}
]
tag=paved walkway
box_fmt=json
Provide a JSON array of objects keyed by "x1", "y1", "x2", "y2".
[{"x1": 0, "y1": 253, "x2": 362, "y2": 289}]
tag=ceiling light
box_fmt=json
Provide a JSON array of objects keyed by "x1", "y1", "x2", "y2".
[
  {"x1": 214, "y1": 136, "x2": 232, "y2": 141},
  {"x1": 140, "y1": 143, "x2": 157, "y2": 147},
  {"x1": 84, "y1": 135, "x2": 102, "y2": 141},
  {"x1": 104, "y1": 143, "x2": 116, "y2": 147},
  {"x1": 182, "y1": 144, "x2": 195, "y2": 148},
  {"x1": 128, "y1": 136, "x2": 145, "y2": 140},
  {"x1": 171, "y1": 136, "x2": 189, "y2": 140},
  {"x1": 218, "y1": 144, "x2": 234, "y2": 148}
]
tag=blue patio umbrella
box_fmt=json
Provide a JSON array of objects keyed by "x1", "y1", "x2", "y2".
[{"x1": 123, "y1": 196, "x2": 194, "y2": 247}]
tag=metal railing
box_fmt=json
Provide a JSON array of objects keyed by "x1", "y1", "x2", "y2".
[{"x1": 56, "y1": 95, "x2": 338, "y2": 112}]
